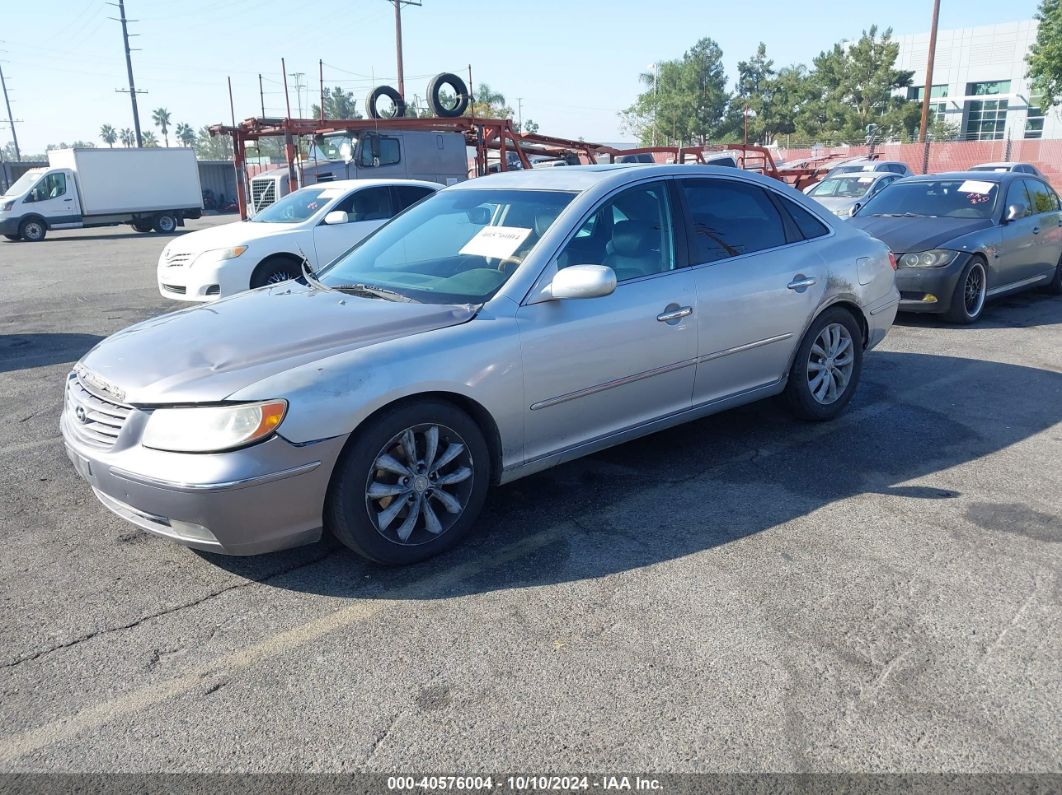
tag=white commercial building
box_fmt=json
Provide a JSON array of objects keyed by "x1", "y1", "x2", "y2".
[{"x1": 894, "y1": 20, "x2": 1061, "y2": 141}]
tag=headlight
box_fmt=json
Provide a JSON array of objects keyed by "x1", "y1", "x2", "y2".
[
  {"x1": 898, "y1": 249, "x2": 960, "y2": 268},
  {"x1": 1, "y1": 200, "x2": 14, "y2": 212},
  {"x1": 193, "y1": 245, "x2": 248, "y2": 266},
  {"x1": 142, "y1": 399, "x2": 287, "y2": 453}
]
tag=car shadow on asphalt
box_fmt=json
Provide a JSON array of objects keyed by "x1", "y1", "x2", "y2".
[
  {"x1": 895, "y1": 290, "x2": 1062, "y2": 329},
  {"x1": 202, "y1": 345, "x2": 1062, "y2": 598},
  {"x1": 0, "y1": 333, "x2": 103, "y2": 374}
]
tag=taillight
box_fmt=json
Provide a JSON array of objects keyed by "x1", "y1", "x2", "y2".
[{"x1": 888, "y1": 252, "x2": 898, "y2": 270}]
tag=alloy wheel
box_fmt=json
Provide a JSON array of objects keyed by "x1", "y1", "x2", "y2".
[
  {"x1": 364, "y1": 423, "x2": 474, "y2": 545},
  {"x1": 964, "y1": 263, "x2": 987, "y2": 317},
  {"x1": 266, "y1": 270, "x2": 294, "y2": 284},
  {"x1": 807, "y1": 322, "x2": 855, "y2": 405}
]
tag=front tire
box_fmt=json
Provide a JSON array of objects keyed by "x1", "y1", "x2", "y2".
[
  {"x1": 945, "y1": 257, "x2": 987, "y2": 323},
  {"x1": 784, "y1": 307, "x2": 864, "y2": 422},
  {"x1": 249, "y1": 256, "x2": 300, "y2": 289},
  {"x1": 19, "y1": 218, "x2": 46, "y2": 242},
  {"x1": 326, "y1": 400, "x2": 491, "y2": 565}
]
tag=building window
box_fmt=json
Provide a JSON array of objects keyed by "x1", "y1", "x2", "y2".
[
  {"x1": 965, "y1": 99, "x2": 1009, "y2": 140},
  {"x1": 965, "y1": 80, "x2": 1011, "y2": 96},
  {"x1": 907, "y1": 84, "x2": 949, "y2": 101},
  {"x1": 1025, "y1": 97, "x2": 1045, "y2": 140}
]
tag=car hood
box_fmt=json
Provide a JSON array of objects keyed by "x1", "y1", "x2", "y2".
[
  {"x1": 79, "y1": 284, "x2": 476, "y2": 404},
  {"x1": 848, "y1": 215, "x2": 994, "y2": 253},
  {"x1": 163, "y1": 219, "x2": 303, "y2": 254}
]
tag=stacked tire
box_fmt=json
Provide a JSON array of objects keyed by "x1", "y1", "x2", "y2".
[{"x1": 364, "y1": 73, "x2": 470, "y2": 119}]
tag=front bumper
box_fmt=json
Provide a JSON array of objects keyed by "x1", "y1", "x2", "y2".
[
  {"x1": 0, "y1": 216, "x2": 20, "y2": 236},
  {"x1": 894, "y1": 253, "x2": 971, "y2": 314},
  {"x1": 61, "y1": 406, "x2": 347, "y2": 555},
  {"x1": 156, "y1": 256, "x2": 249, "y2": 302}
]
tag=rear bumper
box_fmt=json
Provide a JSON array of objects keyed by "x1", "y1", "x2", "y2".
[
  {"x1": 895, "y1": 254, "x2": 970, "y2": 314},
  {"x1": 62, "y1": 410, "x2": 348, "y2": 555}
]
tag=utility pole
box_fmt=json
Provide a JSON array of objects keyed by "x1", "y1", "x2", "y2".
[
  {"x1": 388, "y1": 0, "x2": 421, "y2": 100},
  {"x1": 111, "y1": 0, "x2": 145, "y2": 147},
  {"x1": 918, "y1": 0, "x2": 941, "y2": 143},
  {"x1": 0, "y1": 63, "x2": 20, "y2": 162},
  {"x1": 288, "y1": 71, "x2": 306, "y2": 118},
  {"x1": 516, "y1": 98, "x2": 523, "y2": 131}
]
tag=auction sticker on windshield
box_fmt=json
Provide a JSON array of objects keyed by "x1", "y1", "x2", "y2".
[
  {"x1": 957, "y1": 180, "x2": 995, "y2": 194},
  {"x1": 459, "y1": 226, "x2": 532, "y2": 259}
]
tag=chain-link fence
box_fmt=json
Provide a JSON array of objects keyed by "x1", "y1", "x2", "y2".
[{"x1": 772, "y1": 137, "x2": 1062, "y2": 188}]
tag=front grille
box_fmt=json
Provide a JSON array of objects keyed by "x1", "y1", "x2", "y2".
[
  {"x1": 251, "y1": 179, "x2": 277, "y2": 212},
  {"x1": 161, "y1": 284, "x2": 187, "y2": 295},
  {"x1": 66, "y1": 375, "x2": 133, "y2": 449},
  {"x1": 165, "y1": 252, "x2": 192, "y2": 268}
]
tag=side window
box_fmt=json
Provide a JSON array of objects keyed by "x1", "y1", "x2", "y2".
[
  {"x1": 681, "y1": 178, "x2": 787, "y2": 263},
  {"x1": 1024, "y1": 179, "x2": 1060, "y2": 214},
  {"x1": 350, "y1": 187, "x2": 394, "y2": 221},
  {"x1": 378, "y1": 137, "x2": 400, "y2": 166},
  {"x1": 358, "y1": 136, "x2": 401, "y2": 167},
  {"x1": 1005, "y1": 181, "x2": 1033, "y2": 216},
  {"x1": 556, "y1": 181, "x2": 676, "y2": 281},
  {"x1": 27, "y1": 173, "x2": 66, "y2": 202},
  {"x1": 778, "y1": 196, "x2": 830, "y2": 240},
  {"x1": 392, "y1": 185, "x2": 435, "y2": 212}
]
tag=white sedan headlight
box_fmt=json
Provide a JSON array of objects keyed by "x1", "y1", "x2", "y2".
[
  {"x1": 192, "y1": 245, "x2": 248, "y2": 266},
  {"x1": 142, "y1": 400, "x2": 287, "y2": 453},
  {"x1": 898, "y1": 249, "x2": 960, "y2": 268}
]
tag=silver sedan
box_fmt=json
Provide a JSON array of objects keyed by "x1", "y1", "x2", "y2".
[{"x1": 61, "y1": 165, "x2": 899, "y2": 565}]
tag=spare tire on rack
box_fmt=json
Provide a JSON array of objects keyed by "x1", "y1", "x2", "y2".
[
  {"x1": 427, "y1": 72, "x2": 469, "y2": 118},
  {"x1": 366, "y1": 85, "x2": 406, "y2": 119}
]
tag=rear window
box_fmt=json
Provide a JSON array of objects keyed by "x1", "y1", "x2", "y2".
[{"x1": 780, "y1": 198, "x2": 830, "y2": 240}]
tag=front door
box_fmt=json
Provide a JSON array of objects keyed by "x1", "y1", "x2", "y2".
[
  {"x1": 516, "y1": 180, "x2": 697, "y2": 464},
  {"x1": 22, "y1": 169, "x2": 80, "y2": 227},
  {"x1": 679, "y1": 177, "x2": 826, "y2": 404},
  {"x1": 313, "y1": 185, "x2": 394, "y2": 266},
  {"x1": 995, "y1": 180, "x2": 1042, "y2": 286}
]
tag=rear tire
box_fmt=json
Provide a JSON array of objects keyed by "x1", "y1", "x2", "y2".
[
  {"x1": 153, "y1": 214, "x2": 178, "y2": 234},
  {"x1": 784, "y1": 307, "x2": 864, "y2": 422},
  {"x1": 249, "y1": 256, "x2": 300, "y2": 289},
  {"x1": 18, "y1": 218, "x2": 46, "y2": 242},
  {"x1": 325, "y1": 400, "x2": 491, "y2": 565},
  {"x1": 945, "y1": 257, "x2": 987, "y2": 324},
  {"x1": 132, "y1": 220, "x2": 153, "y2": 233}
]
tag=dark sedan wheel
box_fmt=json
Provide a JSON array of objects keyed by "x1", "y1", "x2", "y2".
[
  {"x1": 1043, "y1": 254, "x2": 1062, "y2": 295},
  {"x1": 784, "y1": 307, "x2": 863, "y2": 422},
  {"x1": 326, "y1": 400, "x2": 490, "y2": 565},
  {"x1": 946, "y1": 258, "x2": 987, "y2": 324}
]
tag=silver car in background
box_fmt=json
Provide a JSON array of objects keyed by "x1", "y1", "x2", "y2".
[
  {"x1": 807, "y1": 171, "x2": 904, "y2": 219},
  {"x1": 61, "y1": 165, "x2": 899, "y2": 565}
]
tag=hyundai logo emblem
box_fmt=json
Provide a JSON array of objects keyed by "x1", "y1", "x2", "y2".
[{"x1": 75, "y1": 406, "x2": 88, "y2": 424}]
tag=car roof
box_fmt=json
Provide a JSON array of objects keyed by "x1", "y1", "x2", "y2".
[
  {"x1": 972, "y1": 162, "x2": 1022, "y2": 168},
  {"x1": 902, "y1": 170, "x2": 1020, "y2": 184},
  {"x1": 292, "y1": 178, "x2": 443, "y2": 193},
  {"x1": 446, "y1": 163, "x2": 787, "y2": 193}
]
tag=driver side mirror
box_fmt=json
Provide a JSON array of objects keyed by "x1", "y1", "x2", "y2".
[
  {"x1": 324, "y1": 211, "x2": 349, "y2": 225},
  {"x1": 851, "y1": 202, "x2": 862, "y2": 216},
  {"x1": 545, "y1": 264, "x2": 617, "y2": 300},
  {"x1": 1004, "y1": 203, "x2": 1027, "y2": 223}
]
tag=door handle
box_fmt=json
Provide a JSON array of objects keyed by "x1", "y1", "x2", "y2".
[
  {"x1": 787, "y1": 275, "x2": 817, "y2": 291},
  {"x1": 1032, "y1": 227, "x2": 1040, "y2": 235},
  {"x1": 63, "y1": 198, "x2": 72, "y2": 202},
  {"x1": 657, "y1": 305, "x2": 693, "y2": 323}
]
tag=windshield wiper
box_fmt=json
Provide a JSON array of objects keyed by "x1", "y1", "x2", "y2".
[
  {"x1": 332, "y1": 283, "x2": 419, "y2": 303},
  {"x1": 878, "y1": 212, "x2": 928, "y2": 218}
]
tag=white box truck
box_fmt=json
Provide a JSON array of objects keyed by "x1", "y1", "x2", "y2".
[{"x1": 0, "y1": 148, "x2": 203, "y2": 242}]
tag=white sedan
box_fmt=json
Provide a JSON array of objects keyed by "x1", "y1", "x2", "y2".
[{"x1": 157, "y1": 179, "x2": 441, "y2": 301}]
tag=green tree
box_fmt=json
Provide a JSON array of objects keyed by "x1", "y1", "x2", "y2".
[
  {"x1": 518, "y1": 118, "x2": 540, "y2": 134},
  {"x1": 730, "y1": 43, "x2": 799, "y2": 144},
  {"x1": 141, "y1": 131, "x2": 160, "y2": 147},
  {"x1": 151, "y1": 107, "x2": 172, "y2": 146},
  {"x1": 119, "y1": 128, "x2": 135, "y2": 147},
  {"x1": 797, "y1": 26, "x2": 917, "y2": 142},
  {"x1": 195, "y1": 126, "x2": 234, "y2": 160},
  {"x1": 175, "y1": 123, "x2": 196, "y2": 147},
  {"x1": 470, "y1": 83, "x2": 512, "y2": 118},
  {"x1": 622, "y1": 38, "x2": 732, "y2": 146},
  {"x1": 1028, "y1": 0, "x2": 1062, "y2": 108},
  {"x1": 100, "y1": 124, "x2": 118, "y2": 147},
  {"x1": 311, "y1": 86, "x2": 362, "y2": 120}
]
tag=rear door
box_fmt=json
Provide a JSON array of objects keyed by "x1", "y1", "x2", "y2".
[
  {"x1": 1022, "y1": 179, "x2": 1062, "y2": 279},
  {"x1": 679, "y1": 177, "x2": 828, "y2": 404},
  {"x1": 312, "y1": 185, "x2": 395, "y2": 265}
]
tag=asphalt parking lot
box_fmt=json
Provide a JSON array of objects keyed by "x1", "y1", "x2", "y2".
[{"x1": 0, "y1": 217, "x2": 1059, "y2": 773}]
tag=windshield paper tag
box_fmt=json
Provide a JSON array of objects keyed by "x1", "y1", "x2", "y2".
[
  {"x1": 317, "y1": 189, "x2": 344, "y2": 199},
  {"x1": 459, "y1": 226, "x2": 532, "y2": 259},
  {"x1": 958, "y1": 180, "x2": 995, "y2": 194},
  {"x1": 858, "y1": 176, "x2": 874, "y2": 183}
]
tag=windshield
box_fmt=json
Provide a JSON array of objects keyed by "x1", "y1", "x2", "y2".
[
  {"x1": 319, "y1": 188, "x2": 577, "y2": 304},
  {"x1": 2, "y1": 170, "x2": 44, "y2": 198},
  {"x1": 857, "y1": 179, "x2": 1000, "y2": 219},
  {"x1": 970, "y1": 165, "x2": 1009, "y2": 173},
  {"x1": 810, "y1": 175, "x2": 878, "y2": 198},
  {"x1": 829, "y1": 165, "x2": 869, "y2": 176},
  {"x1": 251, "y1": 188, "x2": 336, "y2": 223},
  {"x1": 312, "y1": 133, "x2": 357, "y2": 161}
]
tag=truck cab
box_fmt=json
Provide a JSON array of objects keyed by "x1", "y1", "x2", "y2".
[
  {"x1": 248, "y1": 129, "x2": 467, "y2": 214},
  {"x1": 0, "y1": 168, "x2": 80, "y2": 241}
]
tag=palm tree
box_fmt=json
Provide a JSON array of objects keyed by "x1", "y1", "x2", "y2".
[
  {"x1": 100, "y1": 124, "x2": 118, "y2": 148},
  {"x1": 175, "y1": 122, "x2": 196, "y2": 148},
  {"x1": 119, "y1": 128, "x2": 135, "y2": 147},
  {"x1": 151, "y1": 107, "x2": 172, "y2": 147},
  {"x1": 141, "y1": 131, "x2": 160, "y2": 147}
]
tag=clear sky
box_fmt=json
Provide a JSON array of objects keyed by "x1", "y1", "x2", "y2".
[{"x1": 0, "y1": 0, "x2": 1043, "y2": 153}]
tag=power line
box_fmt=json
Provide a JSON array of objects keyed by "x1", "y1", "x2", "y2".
[{"x1": 0, "y1": 62, "x2": 20, "y2": 161}]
